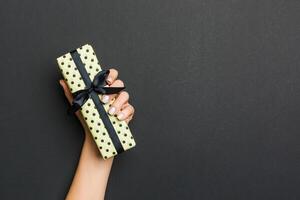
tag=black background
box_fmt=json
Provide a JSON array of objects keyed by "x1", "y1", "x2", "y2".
[{"x1": 0, "y1": 0, "x2": 299, "y2": 199}]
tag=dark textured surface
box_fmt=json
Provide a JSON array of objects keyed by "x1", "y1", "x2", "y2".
[{"x1": 0, "y1": 0, "x2": 300, "y2": 199}]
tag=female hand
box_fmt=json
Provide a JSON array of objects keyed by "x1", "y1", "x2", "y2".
[
  {"x1": 59, "y1": 68, "x2": 135, "y2": 133},
  {"x1": 61, "y1": 68, "x2": 135, "y2": 200}
]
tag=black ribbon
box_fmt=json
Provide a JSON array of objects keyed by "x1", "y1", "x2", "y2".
[
  {"x1": 68, "y1": 69, "x2": 125, "y2": 114},
  {"x1": 69, "y1": 49, "x2": 125, "y2": 154}
]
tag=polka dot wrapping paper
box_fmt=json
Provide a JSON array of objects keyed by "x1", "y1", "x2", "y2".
[{"x1": 57, "y1": 44, "x2": 136, "y2": 160}]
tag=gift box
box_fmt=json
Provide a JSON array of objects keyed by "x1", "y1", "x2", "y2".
[{"x1": 57, "y1": 44, "x2": 136, "y2": 159}]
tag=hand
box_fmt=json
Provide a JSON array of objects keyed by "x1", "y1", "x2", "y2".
[
  {"x1": 59, "y1": 68, "x2": 135, "y2": 133},
  {"x1": 62, "y1": 68, "x2": 135, "y2": 200}
]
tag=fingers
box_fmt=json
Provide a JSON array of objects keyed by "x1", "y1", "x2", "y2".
[
  {"x1": 108, "y1": 91, "x2": 129, "y2": 116},
  {"x1": 106, "y1": 68, "x2": 118, "y2": 85},
  {"x1": 59, "y1": 80, "x2": 73, "y2": 103},
  {"x1": 118, "y1": 104, "x2": 135, "y2": 121},
  {"x1": 60, "y1": 67, "x2": 135, "y2": 126},
  {"x1": 125, "y1": 115, "x2": 133, "y2": 124},
  {"x1": 101, "y1": 79, "x2": 124, "y2": 103}
]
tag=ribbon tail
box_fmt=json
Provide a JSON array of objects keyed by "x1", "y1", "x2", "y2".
[
  {"x1": 72, "y1": 89, "x2": 86, "y2": 97},
  {"x1": 95, "y1": 86, "x2": 126, "y2": 94},
  {"x1": 68, "y1": 103, "x2": 82, "y2": 114},
  {"x1": 68, "y1": 89, "x2": 90, "y2": 114}
]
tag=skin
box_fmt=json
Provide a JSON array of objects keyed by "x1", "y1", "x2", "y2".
[{"x1": 59, "y1": 68, "x2": 135, "y2": 200}]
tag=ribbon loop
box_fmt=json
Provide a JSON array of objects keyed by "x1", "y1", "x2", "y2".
[
  {"x1": 68, "y1": 69, "x2": 125, "y2": 114},
  {"x1": 92, "y1": 69, "x2": 110, "y2": 87}
]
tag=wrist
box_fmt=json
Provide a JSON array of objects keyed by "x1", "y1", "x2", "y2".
[
  {"x1": 83, "y1": 131, "x2": 100, "y2": 156},
  {"x1": 66, "y1": 131, "x2": 114, "y2": 200}
]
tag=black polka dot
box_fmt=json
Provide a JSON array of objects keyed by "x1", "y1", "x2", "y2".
[
  {"x1": 86, "y1": 110, "x2": 89, "y2": 113},
  {"x1": 106, "y1": 149, "x2": 109, "y2": 152},
  {"x1": 124, "y1": 134, "x2": 127, "y2": 137},
  {"x1": 96, "y1": 68, "x2": 99, "y2": 71},
  {"x1": 99, "y1": 146, "x2": 102, "y2": 149},
  {"x1": 91, "y1": 120, "x2": 94, "y2": 123},
  {"x1": 126, "y1": 127, "x2": 129, "y2": 130},
  {"x1": 112, "y1": 152, "x2": 116, "y2": 155},
  {"x1": 107, "y1": 142, "x2": 111, "y2": 145},
  {"x1": 101, "y1": 139, "x2": 104, "y2": 142},
  {"x1": 71, "y1": 81, "x2": 74, "y2": 84},
  {"x1": 63, "y1": 55, "x2": 66, "y2": 58},
  {"x1": 73, "y1": 74, "x2": 76, "y2": 77},
  {"x1": 129, "y1": 143, "x2": 132, "y2": 146},
  {"x1": 102, "y1": 132, "x2": 106, "y2": 136},
  {"x1": 86, "y1": 49, "x2": 89, "y2": 52},
  {"x1": 117, "y1": 131, "x2": 120, "y2": 134},
  {"x1": 84, "y1": 117, "x2": 87, "y2": 120},
  {"x1": 112, "y1": 121, "x2": 116, "y2": 124},
  {"x1": 61, "y1": 62, "x2": 64, "y2": 65},
  {"x1": 66, "y1": 71, "x2": 69, "y2": 75},
  {"x1": 104, "y1": 156, "x2": 107, "y2": 159},
  {"x1": 77, "y1": 84, "x2": 81, "y2": 87},
  {"x1": 89, "y1": 66, "x2": 92, "y2": 69},
  {"x1": 91, "y1": 59, "x2": 94, "y2": 62},
  {"x1": 119, "y1": 124, "x2": 122, "y2": 127},
  {"x1": 87, "y1": 103, "x2": 91, "y2": 106},
  {"x1": 84, "y1": 56, "x2": 87, "y2": 59},
  {"x1": 89, "y1": 127, "x2": 92, "y2": 130},
  {"x1": 94, "y1": 137, "x2": 97, "y2": 140},
  {"x1": 122, "y1": 141, "x2": 126, "y2": 144},
  {"x1": 69, "y1": 58, "x2": 72, "y2": 61},
  {"x1": 92, "y1": 113, "x2": 96, "y2": 116},
  {"x1": 97, "y1": 123, "x2": 101, "y2": 126},
  {"x1": 96, "y1": 130, "x2": 99, "y2": 133},
  {"x1": 68, "y1": 65, "x2": 71, "y2": 68}
]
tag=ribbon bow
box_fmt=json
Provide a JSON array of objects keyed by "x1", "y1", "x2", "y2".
[{"x1": 68, "y1": 69, "x2": 125, "y2": 114}]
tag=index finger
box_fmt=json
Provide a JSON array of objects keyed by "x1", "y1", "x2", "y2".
[{"x1": 106, "y1": 68, "x2": 118, "y2": 85}]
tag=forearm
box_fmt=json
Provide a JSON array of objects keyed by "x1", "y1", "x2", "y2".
[{"x1": 66, "y1": 132, "x2": 113, "y2": 200}]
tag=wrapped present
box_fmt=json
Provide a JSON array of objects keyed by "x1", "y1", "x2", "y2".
[{"x1": 57, "y1": 44, "x2": 136, "y2": 159}]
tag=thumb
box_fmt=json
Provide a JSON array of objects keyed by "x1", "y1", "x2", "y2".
[
  {"x1": 59, "y1": 80, "x2": 73, "y2": 104},
  {"x1": 59, "y1": 80, "x2": 88, "y2": 130}
]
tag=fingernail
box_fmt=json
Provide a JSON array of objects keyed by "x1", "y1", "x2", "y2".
[
  {"x1": 108, "y1": 107, "x2": 116, "y2": 115},
  {"x1": 101, "y1": 95, "x2": 109, "y2": 103},
  {"x1": 117, "y1": 112, "x2": 124, "y2": 120}
]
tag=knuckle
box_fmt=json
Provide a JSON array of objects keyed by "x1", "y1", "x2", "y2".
[
  {"x1": 115, "y1": 79, "x2": 124, "y2": 87},
  {"x1": 129, "y1": 104, "x2": 135, "y2": 113},
  {"x1": 120, "y1": 91, "x2": 129, "y2": 99},
  {"x1": 109, "y1": 68, "x2": 118, "y2": 76}
]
